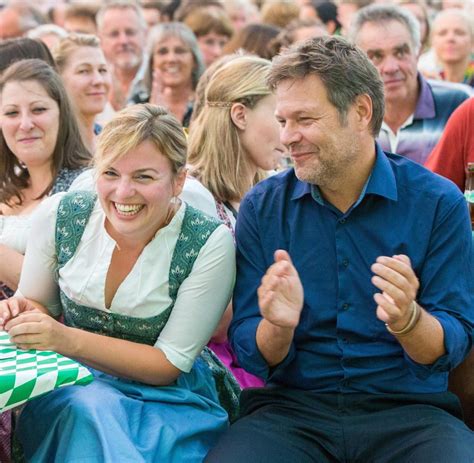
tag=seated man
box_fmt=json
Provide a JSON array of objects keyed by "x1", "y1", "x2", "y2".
[
  {"x1": 349, "y1": 4, "x2": 469, "y2": 165},
  {"x1": 206, "y1": 36, "x2": 474, "y2": 462}
]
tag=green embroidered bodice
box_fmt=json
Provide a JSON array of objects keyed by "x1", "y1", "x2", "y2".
[
  {"x1": 55, "y1": 191, "x2": 220, "y2": 345},
  {"x1": 54, "y1": 191, "x2": 241, "y2": 421}
]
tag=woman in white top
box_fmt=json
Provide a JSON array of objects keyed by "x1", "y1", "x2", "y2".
[
  {"x1": 54, "y1": 33, "x2": 112, "y2": 152},
  {"x1": 0, "y1": 104, "x2": 236, "y2": 462},
  {"x1": 0, "y1": 59, "x2": 91, "y2": 298},
  {"x1": 181, "y1": 55, "x2": 285, "y2": 388},
  {"x1": 0, "y1": 54, "x2": 91, "y2": 463}
]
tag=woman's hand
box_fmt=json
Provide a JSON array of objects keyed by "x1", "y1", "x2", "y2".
[
  {"x1": 4, "y1": 309, "x2": 70, "y2": 352},
  {"x1": 0, "y1": 297, "x2": 38, "y2": 329},
  {"x1": 150, "y1": 69, "x2": 165, "y2": 106}
]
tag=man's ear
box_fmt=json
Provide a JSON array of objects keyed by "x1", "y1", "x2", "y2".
[
  {"x1": 230, "y1": 102, "x2": 247, "y2": 130},
  {"x1": 353, "y1": 94, "x2": 373, "y2": 132}
]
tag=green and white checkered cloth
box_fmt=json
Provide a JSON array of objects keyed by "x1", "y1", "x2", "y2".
[{"x1": 0, "y1": 331, "x2": 93, "y2": 412}]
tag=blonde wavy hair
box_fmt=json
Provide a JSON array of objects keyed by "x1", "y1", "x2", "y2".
[
  {"x1": 53, "y1": 33, "x2": 101, "y2": 73},
  {"x1": 187, "y1": 55, "x2": 271, "y2": 202},
  {"x1": 95, "y1": 104, "x2": 187, "y2": 177}
]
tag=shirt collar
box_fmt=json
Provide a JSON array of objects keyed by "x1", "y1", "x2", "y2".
[
  {"x1": 291, "y1": 142, "x2": 398, "y2": 203},
  {"x1": 413, "y1": 73, "x2": 435, "y2": 120}
]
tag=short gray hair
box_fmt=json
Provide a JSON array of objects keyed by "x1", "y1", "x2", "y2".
[
  {"x1": 268, "y1": 35, "x2": 385, "y2": 137},
  {"x1": 349, "y1": 4, "x2": 421, "y2": 55},
  {"x1": 96, "y1": 0, "x2": 147, "y2": 32},
  {"x1": 146, "y1": 22, "x2": 205, "y2": 90}
]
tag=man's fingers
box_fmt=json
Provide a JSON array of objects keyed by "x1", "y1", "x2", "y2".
[
  {"x1": 274, "y1": 249, "x2": 291, "y2": 263},
  {"x1": 374, "y1": 292, "x2": 400, "y2": 323},
  {"x1": 258, "y1": 289, "x2": 275, "y2": 313},
  {"x1": 274, "y1": 250, "x2": 300, "y2": 278},
  {"x1": 375, "y1": 255, "x2": 417, "y2": 284},
  {"x1": 371, "y1": 263, "x2": 409, "y2": 292},
  {"x1": 371, "y1": 275, "x2": 408, "y2": 305},
  {"x1": 393, "y1": 254, "x2": 411, "y2": 265}
]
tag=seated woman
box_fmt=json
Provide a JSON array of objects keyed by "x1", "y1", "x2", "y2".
[
  {"x1": 53, "y1": 33, "x2": 112, "y2": 152},
  {"x1": 130, "y1": 22, "x2": 205, "y2": 128},
  {"x1": 0, "y1": 58, "x2": 91, "y2": 298},
  {"x1": 0, "y1": 104, "x2": 236, "y2": 462},
  {"x1": 0, "y1": 58, "x2": 91, "y2": 462},
  {"x1": 181, "y1": 55, "x2": 285, "y2": 388},
  {"x1": 419, "y1": 8, "x2": 474, "y2": 87}
]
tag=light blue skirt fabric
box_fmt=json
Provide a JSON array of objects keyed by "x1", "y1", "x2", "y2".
[{"x1": 16, "y1": 357, "x2": 229, "y2": 462}]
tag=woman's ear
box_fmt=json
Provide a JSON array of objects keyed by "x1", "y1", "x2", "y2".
[
  {"x1": 173, "y1": 167, "x2": 187, "y2": 197},
  {"x1": 230, "y1": 102, "x2": 247, "y2": 130}
]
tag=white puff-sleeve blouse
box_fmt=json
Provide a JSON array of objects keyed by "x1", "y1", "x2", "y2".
[{"x1": 17, "y1": 193, "x2": 236, "y2": 373}]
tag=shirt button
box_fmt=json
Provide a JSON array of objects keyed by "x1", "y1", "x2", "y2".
[
  {"x1": 342, "y1": 303, "x2": 349, "y2": 311},
  {"x1": 340, "y1": 218, "x2": 346, "y2": 224},
  {"x1": 343, "y1": 259, "x2": 349, "y2": 267}
]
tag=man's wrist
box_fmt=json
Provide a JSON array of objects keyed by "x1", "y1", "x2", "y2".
[
  {"x1": 386, "y1": 301, "x2": 421, "y2": 337},
  {"x1": 261, "y1": 318, "x2": 296, "y2": 338}
]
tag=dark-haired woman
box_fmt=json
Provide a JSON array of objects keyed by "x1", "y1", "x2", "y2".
[{"x1": 0, "y1": 58, "x2": 91, "y2": 461}]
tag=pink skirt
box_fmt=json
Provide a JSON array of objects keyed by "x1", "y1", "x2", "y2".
[{"x1": 208, "y1": 341, "x2": 264, "y2": 389}]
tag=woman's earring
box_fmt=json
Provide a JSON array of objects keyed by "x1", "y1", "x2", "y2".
[{"x1": 164, "y1": 196, "x2": 180, "y2": 226}]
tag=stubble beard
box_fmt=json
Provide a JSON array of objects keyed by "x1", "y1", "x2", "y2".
[
  {"x1": 294, "y1": 143, "x2": 357, "y2": 188},
  {"x1": 113, "y1": 52, "x2": 142, "y2": 72}
]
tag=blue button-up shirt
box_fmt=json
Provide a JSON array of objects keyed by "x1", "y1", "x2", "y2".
[{"x1": 231, "y1": 145, "x2": 474, "y2": 394}]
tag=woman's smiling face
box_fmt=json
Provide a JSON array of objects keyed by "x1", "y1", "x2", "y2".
[
  {"x1": 0, "y1": 79, "x2": 60, "y2": 170},
  {"x1": 96, "y1": 139, "x2": 185, "y2": 245},
  {"x1": 152, "y1": 35, "x2": 195, "y2": 89}
]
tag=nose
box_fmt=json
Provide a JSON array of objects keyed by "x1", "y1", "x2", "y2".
[
  {"x1": 115, "y1": 177, "x2": 135, "y2": 199},
  {"x1": 380, "y1": 55, "x2": 400, "y2": 75},
  {"x1": 279, "y1": 121, "x2": 302, "y2": 148},
  {"x1": 117, "y1": 31, "x2": 129, "y2": 45},
  {"x1": 19, "y1": 112, "x2": 34, "y2": 131},
  {"x1": 92, "y1": 70, "x2": 106, "y2": 85},
  {"x1": 210, "y1": 42, "x2": 223, "y2": 57},
  {"x1": 164, "y1": 50, "x2": 178, "y2": 61},
  {"x1": 445, "y1": 31, "x2": 456, "y2": 41}
]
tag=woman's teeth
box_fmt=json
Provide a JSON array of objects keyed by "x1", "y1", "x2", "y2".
[{"x1": 114, "y1": 203, "x2": 144, "y2": 216}]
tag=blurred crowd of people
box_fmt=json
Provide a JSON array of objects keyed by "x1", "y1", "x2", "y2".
[{"x1": 0, "y1": 0, "x2": 473, "y2": 461}]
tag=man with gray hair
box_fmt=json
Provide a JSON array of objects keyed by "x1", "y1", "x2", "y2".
[
  {"x1": 206, "y1": 35, "x2": 474, "y2": 462},
  {"x1": 349, "y1": 4, "x2": 469, "y2": 165},
  {"x1": 97, "y1": 0, "x2": 148, "y2": 110}
]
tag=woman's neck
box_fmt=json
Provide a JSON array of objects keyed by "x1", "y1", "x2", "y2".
[
  {"x1": 78, "y1": 112, "x2": 97, "y2": 153},
  {"x1": 27, "y1": 163, "x2": 54, "y2": 196},
  {"x1": 442, "y1": 57, "x2": 470, "y2": 83}
]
